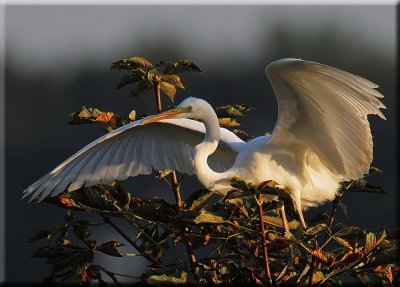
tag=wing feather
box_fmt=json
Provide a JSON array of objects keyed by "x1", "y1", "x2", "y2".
[
  {"x1": 24, "y1": 118, "x2": 244, "y2": 201},
  {"x1": 265, "y1": 58, "x2": 385, "y2": 180}
]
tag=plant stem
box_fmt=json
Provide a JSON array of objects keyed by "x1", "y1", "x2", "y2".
[
  {"x1": 327, "y1": 196, "x2": 339, "y2": 230},
  {"x1": 153, "y1": 76, "x2": 184, "y2": 211},
  {"x1": 170, "y1": 170, "x2": 183, "y2": 210},
  {"x1": 152, "y1": 76, "x2": 196, "y2": 268},
  {"x1": 99, "y1": 213, "x2": 160, "y2": 266},
  {"x1": 256, "y1": 194, "x2": 272, "y2": 287},
  {"x1": 308, "y1": 241, "x2": 318, "y2": 287}
]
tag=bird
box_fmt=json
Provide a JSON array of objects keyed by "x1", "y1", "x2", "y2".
[{"x1": 23, "y1": 58, "x2": 386, "y2": 229}]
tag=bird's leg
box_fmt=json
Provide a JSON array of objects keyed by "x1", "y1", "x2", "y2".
[
  {"x1": 278, "y1": 201, "x2": 295, "y2": 262},
  {"x1": 255, "y1": 194, "x2": 273, "y2": 287},
  {"x1": 275, "y1": 201, "x2": 295, "y2": 282},
  {"x1": 291, "y1": 190, "x2": 307, "y2": 230}
]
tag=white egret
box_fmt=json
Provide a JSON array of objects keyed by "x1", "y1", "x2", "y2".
[{"x1": 23, "y1": 58, "x2": 386, "y2": 229}]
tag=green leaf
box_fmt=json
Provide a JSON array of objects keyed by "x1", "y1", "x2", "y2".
[
  {"x1": 369, "y1": 166, "x2": 382, "y2": 175},
  {"x1": 364, "y1": 230, "x2": 386, "y2": 254},
  {"x1": 216, "y1": 104, "x2": 253, "y2": 118},
  {"x1": 116, "y1": 74, "x2": 142, "y2": 89},
  {"x1": 336, "y1": 201, "x2": 349, "y2": 217},
  {"x1": 163, "y1": 59, "x2": 202, "y2": 75},
  {"x1": 28, "y1": 227, "x2": 61, "y2": 242},
  {"x1": 155, "y1": 169, "x2": 173, "y2": 178},
  {"x1": 69, "y1": 106, "x2": 118, "y2": 125},
  {"x1": 263, "y1": 215, "x2": 299, "y2": 229},
  {"x1": 194, "y1": 210, "x2": 224, "y2": 224},
  {"x1": 185, "y1": 188, "x2": 214, "y2": 210},
  {"x1": 229, "y1": 176, "x2": 252, "y2": 191},
  {"x1": 131, "y1": 79, "x2": 153, "y2": 97},
  {"x1": 305, "y1": 223, "x2": 328, "y2": 236},
  {"x1": 365, "y1": 232, "x2": 377, "y2": 253},
  {"x1": 160, "y1": 74, "x2": 185, "y2": 89},
  {"x1": 110, "y1": 56, "x2": 153, "y2": 71},
  {"x1": 146, "y1": 271, "x2": 187, "y2": 284},
  {"x1": 232, "y1": 129, "x2": 253, "y2": 141},
  {"x1": 137, "y1": 226, "x2": 167, "y2": 261},
  {"x1": 128, "y1": 110, "x2": 136, "y2": 121},
  {"x1": 309, "y1": 212, "x2": 329, "y2": 224},
  {"x1": 73, "y1": 224, "x2": 91, "y2": 242},
  {"x1": 160, "y1": 81, "x2": 177, "y2": 102},
  {"x1": 332, "y1": 225, "x2": 366, "y2": 243}
]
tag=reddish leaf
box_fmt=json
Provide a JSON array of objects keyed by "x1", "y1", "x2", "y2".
[
  {"x1": 59, "y1": 197, "x2": 75, "y2": 208},
  {"x1": 95, "y1": 112, "x2": 115, "y2": 123}
]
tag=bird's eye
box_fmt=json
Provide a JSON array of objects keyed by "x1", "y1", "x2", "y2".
[{"x1": 187, "y1": 106, "x2": 193, "y2": 111}]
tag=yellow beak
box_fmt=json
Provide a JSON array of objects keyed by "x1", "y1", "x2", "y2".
[{"x1": 140, "y1": 108, "x2": 182, "y2": 125}]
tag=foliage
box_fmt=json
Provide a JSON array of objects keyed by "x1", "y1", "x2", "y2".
[{"x1": 30, "y1": 56, "x2": 399, "y2": 286}]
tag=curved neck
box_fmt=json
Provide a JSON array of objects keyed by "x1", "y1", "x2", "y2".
[{"x1": 193, "y1": 108, "x2": 221, "y2": 190}]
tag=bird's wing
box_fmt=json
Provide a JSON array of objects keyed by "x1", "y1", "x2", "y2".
[
  {"x1": 265, "y1": 58, "x2": 386, "y2": 180},
  {"x1": 23, "y1": 118, "x2": 244, "y2": 202}
]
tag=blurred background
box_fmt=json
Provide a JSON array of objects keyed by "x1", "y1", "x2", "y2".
[{"x1": 4, "y1": 5, "x2": 397, "y2": 283}]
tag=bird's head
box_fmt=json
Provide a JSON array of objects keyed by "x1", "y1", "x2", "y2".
[{"x1": 140, "y1": 97, "x2": 212, "y2": 124}]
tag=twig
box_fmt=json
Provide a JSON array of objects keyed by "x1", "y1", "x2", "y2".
[
  {"x1": 256, "y1": 194, "x2": 272, "y2": 287},
  {"x1": 99, "y1": 213, "x2": 160, "y2": 266},
  {"x1": 327, "y1": 197, "x2": 339, "y2": 230}
]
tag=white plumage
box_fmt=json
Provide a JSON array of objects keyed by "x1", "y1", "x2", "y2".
[{"x1": 23, "y1": 58, "x2": 385, "y2": 228}]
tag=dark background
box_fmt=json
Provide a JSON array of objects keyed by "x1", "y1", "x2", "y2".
[{"x1": 3, "y1": 5, "x2": 397, "y2": 283}]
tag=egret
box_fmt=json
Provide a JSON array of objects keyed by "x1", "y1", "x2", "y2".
[{"x1": 23, "y1": 58, "x2": 386, "y2": 229}]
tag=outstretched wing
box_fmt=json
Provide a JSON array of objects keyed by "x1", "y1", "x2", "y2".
[
  {"x1": 265, "y1": 58, "x2": 386, "y2": 180},
  {"x1": 23, "y1": 118, "x2": 244, "y2": 202}
]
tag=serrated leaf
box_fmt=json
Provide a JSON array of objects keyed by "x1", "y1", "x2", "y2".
[
  {"x1": 373, "y1": 265, "x2": 393, "y2": 284},
  {"x1": 364, "y1": 231, "x2": 386, "y2": 254},
  {"x1": 334, "y1": 237, "x2": 353, "y2": 250},
  {"x1": 147, "y1": 271, "x2": 187, "y2": 284},
  {"x1": 229, "y1": 176, "x2": 252, "y2": 191},
  {"x1": 305, "y1": 223, "x2": 328, "y2": 236},
  {"x1": 333, "y1": 226, "x2": 363, "y2": 238},
  {"x1": 309, "y1": 212, "x2": 329, "y2": 224},
  {"x1": 163, "y1": 59, "x2": 202, "y2": 75},
  {"x1": 347, "y1": 178, "x2": 367, "y2": 190},
  {"x1": 97, "y1": 241, "x2": 124, "y2": 257},
  {"x1": 226, "y1": 197, "x2": 250, "y2": 218},
  {"x1": 73, "y1": 224, "x2": 91, "y2": 242},
  {"x1": 218, "y1": 118, "x2": 240, "y2": 127},
  {"x1": 28, "y1": 227, "x2": 61, "y2": 242},
  {"x1": 365, "y1": 232, "x2": 377, "y2": 254},
  {"x1": 116, "y1": 74, "x2": 142, "y2": 89},
  {"x1": 336, "y1": 201, "x2": 348, "y2": 217},
  {"x1": 353, "y1": 273, "x2": 371, "y2": 285},
  {"x1": 310, "y1": 270, "x2": 324, "y2": 284},
  {"x1": 110, "y1": 56, "x2": 153, "y2": 71},
  {"x1": 232, "y1": 129, "x2": 253, "y2": 141},
  {"x1": 70, "y1": 106, "x2": 118, "y2": 125},
  {"x1": 160, "y1": 74, "x2": 185, "y2": 89},
  {"x1": 216, "y1": 106, "x2": 243, "y2": 118},
  {"x1": 194, "y1": 210, "x2": 224, "y2": 224},
  {"x1": 131, "y1": 79, "x2": 153, "y2": 97},
  {"x1": 95, "y1": 112, "x2": 116, "y2": 124},
  {"x1": 160, "y1": 81, "x2": 177, "y2": 102},
  {"x1": 263, "y1": 215, "x2": 299, "y2": 229},
  {"x1": 185, "y1": 189, "x2": 213, "y2": 210},
  {"x1": 155, "y1": 169, "x2": 173, "y2": 178},
  {"x1": 369, "y1": 166, "x2": 382, "y2": 174}
]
